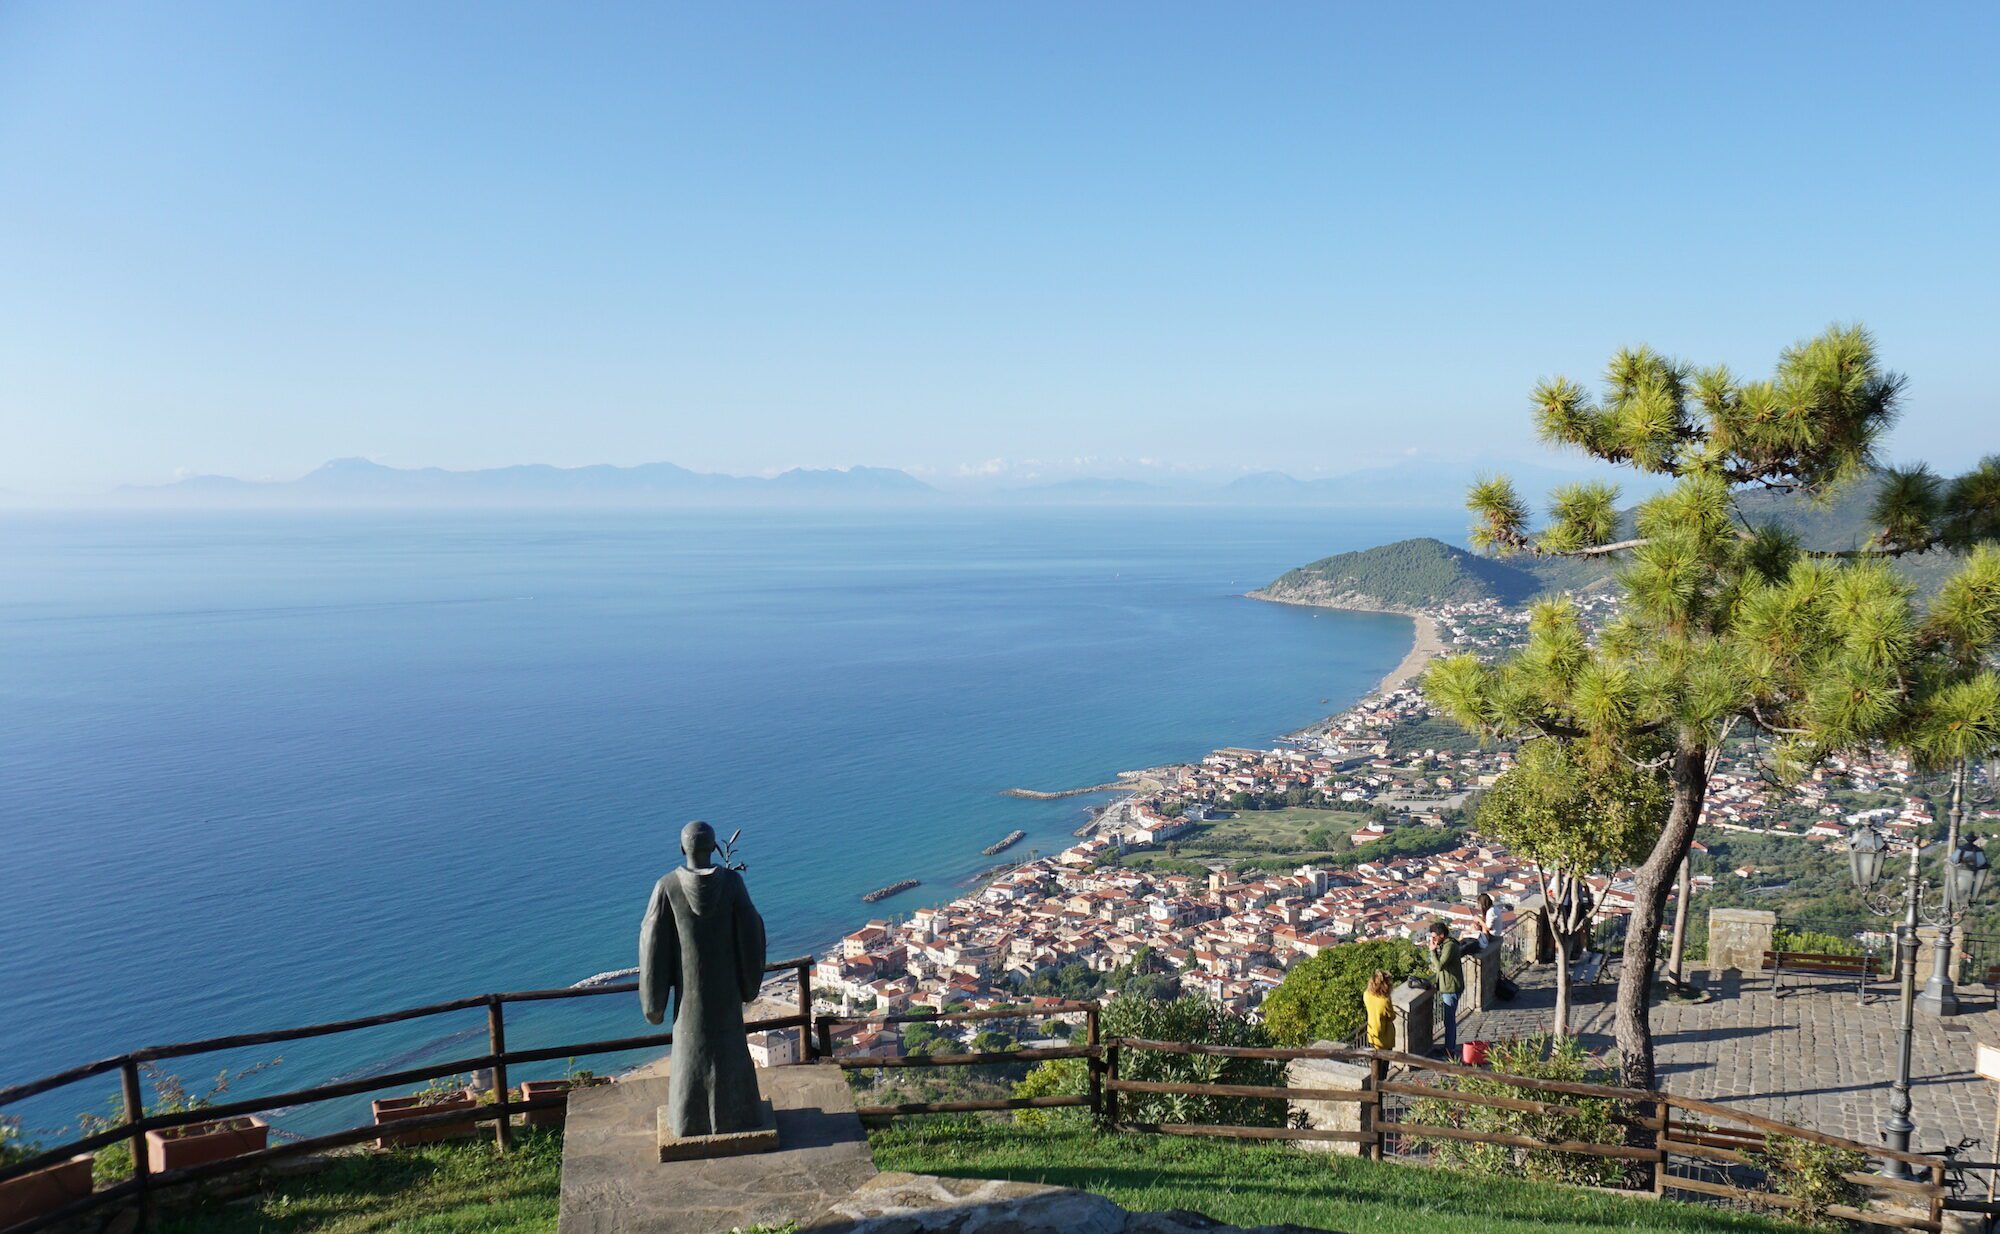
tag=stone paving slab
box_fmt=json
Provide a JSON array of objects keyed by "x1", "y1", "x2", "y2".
[
  {"x1": 558, "y1": 1065, "x2": 877, "y2": 1234},
  {"x1": 802, "y1": 1171, "x2": 1346, "y2": 1234},
  {"x1": 1460, "y1": 964, "x2": 2000, "y2": 1156}
]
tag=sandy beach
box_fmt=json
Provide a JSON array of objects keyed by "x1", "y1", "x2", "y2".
[{"x1": 1376, "y1": 609, "x2": 1444, "y2": 695}]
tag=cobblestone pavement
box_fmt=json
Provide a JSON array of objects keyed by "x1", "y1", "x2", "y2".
[{"x1": 1458, "y1": 964, "x2": 2000, "y2": 1156}]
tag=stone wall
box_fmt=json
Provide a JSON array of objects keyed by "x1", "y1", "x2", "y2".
[
  {"x1": 1284, "y1": 1048, "x2": 1368, "y2": 1155},
  {"x1": 1707, "y1": 907, "x2": 1776, "y2": 975}
]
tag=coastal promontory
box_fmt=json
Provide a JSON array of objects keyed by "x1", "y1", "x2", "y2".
[{"x1": 1249, "y1": 536, "x2": 1607, "y2": 613}]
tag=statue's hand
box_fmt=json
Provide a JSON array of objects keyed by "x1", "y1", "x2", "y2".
[{"x1": 643, "y1": 1009, "x2": 664, "y2": 1026}]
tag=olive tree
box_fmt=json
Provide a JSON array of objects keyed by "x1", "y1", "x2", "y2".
[{"x1": 1478, "y1": 729, "x2": 1666, "y2": 1036}]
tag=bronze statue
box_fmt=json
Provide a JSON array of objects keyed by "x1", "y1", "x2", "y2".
[{"x1": 640, "y1": 820, "x2": 770, "y2": 1139}]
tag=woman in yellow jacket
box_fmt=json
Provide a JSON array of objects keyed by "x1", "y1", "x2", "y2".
[{"x1": 1362, "y1": 970, "x2": 1396, "y2": 1050}]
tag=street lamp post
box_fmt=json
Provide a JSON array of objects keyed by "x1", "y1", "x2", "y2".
[{"x1": 1846, "y1": 820, "x2": 1990, "y2": 1179}]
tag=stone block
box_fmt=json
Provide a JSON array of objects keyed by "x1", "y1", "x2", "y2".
[
  {"x1": 1459, "y1": 943, "x2": 1502, "y2": 1015},
  {"x1": 1392, "y1": 982, "x2": 1433, "y2": 1057},
  {"x1": 1512, "y1": 894, "x2": 1556, "y2": 964},
  {"x1": 656, "y1": 1099, "x2": 778, "y2": 1162},
  {"x1": 1707, "y1": 908, "x2": 1776, "y2": 976},
  {"x1": 1283, "y1": 1048, "x2": 1368, "y2": 1155}
]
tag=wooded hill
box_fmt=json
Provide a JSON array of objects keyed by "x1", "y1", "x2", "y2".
[{"x1": 1254, "y1": 471, "x2": 1967, "y2": 611}]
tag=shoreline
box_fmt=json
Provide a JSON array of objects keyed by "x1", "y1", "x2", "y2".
[
  {"x1": 629, "y1": 600, "x2": 1431, "y2": 1061},
  {"x1": 1244, "y1": 590, "x2": 1443, "y2": 735},
  {"x1": 1375, "y1": 609, "x2": 1444, "y2": 694}
]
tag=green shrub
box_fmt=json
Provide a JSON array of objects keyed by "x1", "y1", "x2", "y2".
[
  {"x1": 1772, "y1": 927, "x2": 1861, "y2": 957},
  {"x1": 1404, "y1": 1035, "x2": 1631, "y2": 1187},
  {"x1": 1756, "y1": 1133, "x2": 1867, "y2": 1229},
  {"x1": 76, "y1": 1058, "x2": 281, "y2": 1186},
  {"x1": 1259, "y1": 939, "x2": 1424, "y2": 1046},
  {"x1": 0, "y1": 1116, "x2": 41, "y2": 1169},
  {"x1": 1013, "y1": 994, "x2": 1281, "y2": 1128}
]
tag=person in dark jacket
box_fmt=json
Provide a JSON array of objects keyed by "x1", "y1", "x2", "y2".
[{"x1": 1425, "y1": 919, "x2": 1464, "y2": 1060}]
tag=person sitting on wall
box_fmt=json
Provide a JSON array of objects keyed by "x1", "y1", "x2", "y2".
[{"x1": 1477, "y1": 891, "x2": 1503, "y2": 952}]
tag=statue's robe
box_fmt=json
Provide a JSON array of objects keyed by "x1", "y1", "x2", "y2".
[{"x1": 639, "y1": 865, "x2": 768, "y2": 1137}]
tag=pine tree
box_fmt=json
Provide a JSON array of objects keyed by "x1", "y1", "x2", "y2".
[{"x1": 1425, "y1": 324, "x2": 2000, "y2": 1089}]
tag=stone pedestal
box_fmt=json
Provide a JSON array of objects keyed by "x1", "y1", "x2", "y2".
[
  {"x1": 558, "y1": 1066, "x2": 875, "y2": 1234},
  {"x1": 1460, "y1": 943, "x2": 1502, "y2": 1015},
  {"x1": 1392, "y1": 982, "x2": 1433, "y2": 1057},
  {"x1": 1513, "y1": 894, "x2": 1556, "y2": 965},
  {"x1": 1707, "y1": 908, "x2": 1776, "y2": 976},
  {"x1": 1284, "y1": 1046, "x2": 1368, "y2": 1155},
  {"x1": 657, "y1": 1099, "x2": 779, "y2": 1162}
]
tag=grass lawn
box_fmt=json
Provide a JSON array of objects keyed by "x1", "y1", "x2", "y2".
[
  {"x1": 869, "y1": 1120, "x2": 1799, "y2": 1234},
  {"x1": 154, "y1": 1131, "x2": 562, "y2": 1234},
  {"x1": 1117, "y1": 807, "x2": 1368, "y2": 875}
]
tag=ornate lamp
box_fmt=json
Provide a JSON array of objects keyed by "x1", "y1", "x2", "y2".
[
  {"x1": 1944, "y1": 837, "x2": 1991, "y2": 911},
  {"x1": 1847, "y1": 822, "x2": 1888, "y2": 894}
]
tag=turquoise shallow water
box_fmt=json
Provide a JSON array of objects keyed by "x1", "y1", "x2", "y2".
[{"x1": 0, "y1": 506, "x2": 1455, "y2": 1134}]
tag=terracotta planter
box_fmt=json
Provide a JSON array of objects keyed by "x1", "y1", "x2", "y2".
[
  {"x1": 0, "y1": 1154, "x2": 94, "y2": 1232},
  {"x1": 370, "y1": 1090, "x2": 480, "y2": 1148},
  {"x1": 518, "y1": 1080, "x2": 574, "y2": 1128},
  {"x1": 145, "y1": 1115, "x2": 269, "y2": 1174}
]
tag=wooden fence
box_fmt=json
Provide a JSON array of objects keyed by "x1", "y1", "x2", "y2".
[
  {"x1": 0, "y1": 957, "x2": 813, "y2": 1234},
  {"x1": 7, "y1": 983, "x2": 1977, "y2": 1234},
  {"x1": 825, "y1": 1020, "x2": 1960, "y2": 1232}
]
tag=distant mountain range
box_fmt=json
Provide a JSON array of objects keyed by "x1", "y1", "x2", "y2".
[
  {"x1": 118, "y1": 458, "x2": 937, "y2": 507},
  {"x1": 1254, "y1": 470, "x2": 1964, "y2": 611},
  {"x1": 99, "y1": 455, "x2": 1660, "y2": 510}
]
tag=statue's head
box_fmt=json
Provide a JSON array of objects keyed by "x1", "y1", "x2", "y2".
[{"x1": 681, "y1": 820, "x2": 717, "y2": 866}]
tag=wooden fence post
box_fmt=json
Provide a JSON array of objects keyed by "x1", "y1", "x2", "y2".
[
  {"x1": 486, "y1": 997, "x2": 512, "y2": 1151},
  {"x1": 1104, "y1": 1042, "x2": 1120, "y2": 1127},
  {"x1": 1085, "y1": 1006, "x2": 1102, "y2": 1121},
  {"x1": 1650, "y1": 1099, "x2": 1670, "y2": 1196},
  {"x1": 796, "y1": 961, "x2": 814, "y2": 1062},
  {"x1": 1364, "y1": 1056, "x2": 1385, "y2": 1161},
  {"x1": 121, "y1": 1056, "x2": 151, "y2": 1231}
]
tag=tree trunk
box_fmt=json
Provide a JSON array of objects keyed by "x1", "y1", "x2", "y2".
[
  {"x1": 1665, "y1": 856, "x2": 1691, "y2": 990},
  {"x1": 1614, "y1": 743, "x2": 1708, "y2": 1091},
  {"x1": 1552, "y1": 932, "x2": 1572, "y2": 1037}
]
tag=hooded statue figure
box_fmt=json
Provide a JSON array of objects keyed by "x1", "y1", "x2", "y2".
[{"x1": 639, "y1": 820, "x2": 769, "y2": 1138}]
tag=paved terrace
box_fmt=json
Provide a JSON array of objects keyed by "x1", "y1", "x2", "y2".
[{"x1": 1460, "y1": 963, "x2": 2000, "y2": 1154}]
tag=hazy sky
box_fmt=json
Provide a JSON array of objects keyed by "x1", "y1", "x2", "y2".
[{"x1": 2, "y1": 3, "x2": 1996, "y2": 493}]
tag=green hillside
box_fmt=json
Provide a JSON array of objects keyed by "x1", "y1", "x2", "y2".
[
  {"x1": 1258, "y1": 471, "x2": 1973, "y2": 611},
  {"x1": 1252, "y1": 537, "x2": 1606, "y2": 610}
]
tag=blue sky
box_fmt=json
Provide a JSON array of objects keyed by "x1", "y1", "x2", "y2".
[{"x1": 2, "y1": 3, "x2": 1996, "y2": 493}]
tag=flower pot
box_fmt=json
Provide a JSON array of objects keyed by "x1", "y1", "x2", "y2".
[
  {"x1": 370, "y1": 1090, "x2": 480, "y2": 1147},
  {"x1": 0, "y1": 1154, "x2": 94, "y2": 1231},
  {"x1": 145, "y1": 1115, "x2": 269, "y2": 1174},
  {"x1": 1460, "y1": 1040, "x2": 1490, "y2": 1067},
  {"x1": 518, "y1": 1080, "x2": 573, "y2": 1128}
]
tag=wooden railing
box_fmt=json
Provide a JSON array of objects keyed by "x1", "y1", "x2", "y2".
[
  {"x1": 820, "y1": 1000, "x2": 1099, "y2": 1120},
  {"x1": 0, "y1": 956, "x2": 813, "y2": 1234},
  {"x1": 823, "y1": 1025, "x2": 1960, "y2": 1232},
  {"x1": 10, "y1": 981, "x2": 1974, "y2": 1234}
]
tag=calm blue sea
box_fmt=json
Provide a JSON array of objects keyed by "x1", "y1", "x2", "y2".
[{"x1": 0, "y1": 507, "x2": 1457, "y2": 1135}]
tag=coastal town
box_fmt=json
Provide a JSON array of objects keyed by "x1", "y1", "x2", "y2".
[{"x1": 807, "y1": 592, "x2": 1989, "y2": 1055}]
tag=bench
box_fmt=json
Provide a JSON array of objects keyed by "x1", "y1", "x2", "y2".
[{"x1": 1761, "y1": 950, "x2": 1882, "y2": 1000}]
